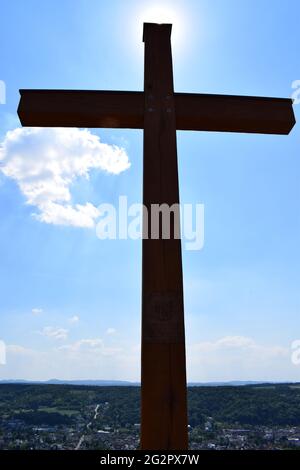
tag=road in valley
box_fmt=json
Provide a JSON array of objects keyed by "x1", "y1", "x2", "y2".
[{"x1": 75, "y1": 403, "x2": 100, "y2": 450}]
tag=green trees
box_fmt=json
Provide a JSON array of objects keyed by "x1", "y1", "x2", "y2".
[{"x1": 1, "y1": 383, "x2": 300, "y2": 429}]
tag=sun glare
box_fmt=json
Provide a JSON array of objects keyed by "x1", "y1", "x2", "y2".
[{"x1": 135, "y1": 3, "x2": 187, "y2": 52}]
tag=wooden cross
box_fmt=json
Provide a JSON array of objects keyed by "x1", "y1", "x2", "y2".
[{"x1": 18, "y1": 23, "x2": 295, "y2": 450}]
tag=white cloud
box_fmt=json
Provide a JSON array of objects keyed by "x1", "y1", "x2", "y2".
[
  {"x1": 187, "y1": 335, "x2": 289, "y2": 382},
  {"x1": 0, "y1": 112, "x2": 20, "y2": 138},
  {"x1": 2, "y1": 339, "x2": 139, "y2": 382},
  {"x1": 76, "y1": 339, "x2": 103, "y2": 348},
  {"x1": 58, "y1": 338, "x2": 121, "y2": 357},
  {"x1": 38, "y1": 326, "x2": 68, "y2": 341},
  {"x1": 32, "y1": 307, "x2": 43, "y2": 316},
  {"x1": 58, "y1": 338, "x2": 103, "y2": 352},
  {"x1": 191, "y1": 335, "x2": 287, "y2": 356},
  {"x1": 0, "y1": 127, "x2": 130, "y2": 227},
  {"x1": 34, "y1": 201, "x2": 100, "y2": 228},
  {"x1": 69, "y1": 315, "x2": 80, "y2": 324},
  {"x1": 7, "y1": 344, "x2": 36, "y2": 356},
  {"x1": 1, "y1": 335, "x2": 296, "y2": 383},
  {"x1": 106, "y1": 328, "x2": 116, "y2": 335}
]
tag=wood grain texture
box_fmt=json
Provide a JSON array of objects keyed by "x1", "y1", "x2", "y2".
[{"x1": 141, "y1": 23, "x2": 188, "y2": 450}]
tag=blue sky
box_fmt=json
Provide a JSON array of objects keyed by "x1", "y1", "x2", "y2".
[{"x1": 0, "y1": 0, "x2": 300, "y2": 382}]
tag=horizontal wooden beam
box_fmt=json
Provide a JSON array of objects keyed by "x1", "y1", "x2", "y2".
[
  {"x1": 175, "y1": 92, "x2": 296, "y2": 135},
  {"x1": 18, "y1": 90, "x2": 144, "y2": 129},
  {"x1": 18, "y1": 90, "x2": 295, "y2": 135}
]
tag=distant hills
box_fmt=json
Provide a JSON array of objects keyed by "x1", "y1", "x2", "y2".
[
  {"x1": 0, "y1": 379, "x2": 139, "y2": 386},
  {"x1": 0, "y1": 379, "x2": 288, "y2": 387}
]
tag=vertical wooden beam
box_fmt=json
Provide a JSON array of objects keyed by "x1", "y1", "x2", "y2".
[{"x1": 141, "y1": 23, "x2": 188, "y2": 450}]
